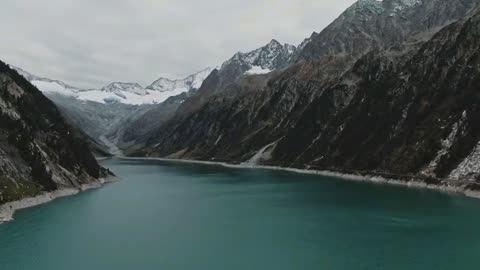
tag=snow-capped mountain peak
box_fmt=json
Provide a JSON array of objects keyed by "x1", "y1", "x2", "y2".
[
  {"x1": 147, "y1": 67, "x2": 215, "y2": 92},
  {"x1": 220, "y1": 39, "x2": 297, "y2": 76},
  {"x1": 265, "y1": 39, "x2": 283, "y2": 50},
  {"x1": 101, "y1": 82, "x2": 146, "y2": 95}
]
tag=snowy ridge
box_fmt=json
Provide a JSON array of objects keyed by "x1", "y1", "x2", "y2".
[
  {"x1": 12, "y1": 65, "x2": 82, "y2": 94},
  {"x1": 13, "y1": 66, "x2": 214, "y2": 105},
  {"x1": 147, "y1": 67, "x2": 215, "y2": 92},
  {"x1": 102, "y1": 82, "x2": 145, "y2": 94}
]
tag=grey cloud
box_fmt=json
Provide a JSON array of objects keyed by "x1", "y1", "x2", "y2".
[{"x1": 0, "y1": 0, "x2": 356, "y2": 88}]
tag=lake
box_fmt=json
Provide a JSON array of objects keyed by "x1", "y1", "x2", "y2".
[{"x1": 1, "y1": 158, "x2": 480, "y2": 269}]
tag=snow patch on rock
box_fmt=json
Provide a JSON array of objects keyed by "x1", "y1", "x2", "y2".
[
  {"x1": 245, "y1": 66, "x2": 272, "y2": 75},
  {"x1": 449, "y1": 141, "x2": 480, "y2": 180},
  {"x1": 422, "y1": 113, "x2": 467, "y2": 176}
]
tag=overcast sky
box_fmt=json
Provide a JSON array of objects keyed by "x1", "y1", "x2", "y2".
[{"x1": 1, "y1": 0, "x2": 356, "y2": 88}]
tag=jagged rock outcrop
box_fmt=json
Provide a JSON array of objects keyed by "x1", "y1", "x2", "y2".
[
  {"x1": 130, "y1": 1, "x2": 480, "y2": 187},
  {"x1": 0, "y1": 61, "x2": 109, "y2": 205}
]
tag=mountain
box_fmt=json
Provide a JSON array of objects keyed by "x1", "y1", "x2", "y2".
[
  {"x1": 12, "y1": 39, "x2": 295, "y2": 149},
  {"x1": 116, "y1": 92, "x2": 192, "y2": 151},
  {"x1": 170, "y1": 39, "x2": 296, "y2": 117},
  {"x1": 12, "y1": 66, "x2": 83, "y2": 97},
  {"x1": 13, "y1": 66, "x2": 214, "y2": 105},
  {"x1": 0, "y1": 60, "x2": 109, "y2": 206},
  {"x1": 147, "y1": 67, "x2": 215, "y2": 92},
  {"x1": 48, "y1": 94, "x2": 154, "y2": 153},
  {"x1": 12, "y1": 66, "x2": 215, "y2": 156},
  {"x1": 129, "y1": 0, "x2": 480, "y2": 189},
  {"x1": 216, "y1": 39, "x2": 295, "y2": 85},
  {"x1": 117, "y1": 39, "x2": 297, "y2": 149},
  {"x1": 102, "y1": 82, "x2": 146, "y2": 95},
  {"x1": 222, "y1": 39, "x2": 296, "y2": 75}
]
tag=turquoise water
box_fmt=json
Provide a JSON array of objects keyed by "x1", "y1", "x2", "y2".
[{"x1": 1, "y1": 158, "x2": 480, "y2": 269}]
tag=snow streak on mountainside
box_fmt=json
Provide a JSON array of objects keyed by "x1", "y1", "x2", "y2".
[{"x1": 13, "y1": 66, "x2": 214, "y2": 105}]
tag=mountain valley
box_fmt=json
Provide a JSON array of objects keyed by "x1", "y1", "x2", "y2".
[{"x1": 6, "y1": 0, "x2": 480, "y2": 192}]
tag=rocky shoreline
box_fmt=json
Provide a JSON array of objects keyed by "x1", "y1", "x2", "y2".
[
  {"x1": 0, "y1": 177, "x2": 116, "y2": 224},
  {"x1": 124, "y1": 157, "x2": 480, "y2": 200}
]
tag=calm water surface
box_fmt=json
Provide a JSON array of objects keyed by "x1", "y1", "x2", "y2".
[{"x1": 1, "y1": 158, "x2": 480, "y2": 269}]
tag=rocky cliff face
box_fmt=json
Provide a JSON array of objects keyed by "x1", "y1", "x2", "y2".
[
  {"x1": 0, "y1": 61, "x2": 109, "y2": 204},
  {"x1": 131, "y1": 1, "x2": 480, "y2": 187}
]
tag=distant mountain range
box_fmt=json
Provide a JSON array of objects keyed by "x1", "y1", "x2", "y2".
[
  {"x1": 13, "y1": 37, "x2": 299, "y2": 106},
  {"x1": 11, "y1": 38, "x2": 300, "y2": 153},
  {"x1": 12, "y1": 66, "x2": 215, "y2": 105}
]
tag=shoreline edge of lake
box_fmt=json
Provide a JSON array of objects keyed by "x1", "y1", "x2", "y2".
[
  {"x1": 123, "y1": 157, "x2": 480, "y2": 200},
  {"x1": 0, "y1": 177, "x2": 116, "y2": 224}
]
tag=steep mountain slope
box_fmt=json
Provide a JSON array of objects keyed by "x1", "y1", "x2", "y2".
[
  {"x1": 118, "y1": 92, "x2": 193, "y2": 151},
  {"x1": 46, "y1": 94, "x2": 153, "y2": 151},
  {"x1": 131, "y1": 1, "x2": 480, "y2": 188},
  {"x1": 0, "y1": 61, "x2": 109, "y2": 205}
]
